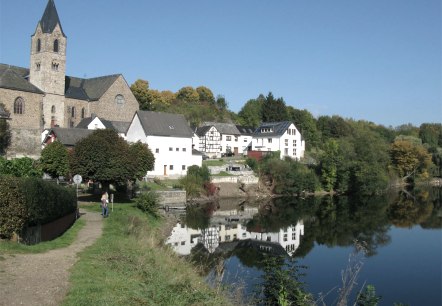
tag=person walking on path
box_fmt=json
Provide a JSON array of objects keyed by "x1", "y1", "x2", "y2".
[{"x1": 100, "y1": 191, "x2": 109, "y2": 217}]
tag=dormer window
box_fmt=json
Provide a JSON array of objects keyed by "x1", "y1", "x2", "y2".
[
  {"x1": 53, "y1": 39, "x2": 59, "y2": 52},
  {"x1": 169, "y1": 125, "x2": 175, "y2": 130},
  {"x1": 261, "y1": 127, "x2": 273, "y2": 133}
]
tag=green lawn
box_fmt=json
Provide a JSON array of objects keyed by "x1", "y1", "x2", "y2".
[{"x1": 63, "y1": 203, "x2": 233, "y2": 306}]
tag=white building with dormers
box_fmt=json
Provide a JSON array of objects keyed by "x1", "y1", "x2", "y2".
[{"x1": 251, "y1": 121, "x2": 305, "y2": 160}]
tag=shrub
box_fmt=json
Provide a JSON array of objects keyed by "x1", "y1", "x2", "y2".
[{"x1": 135, "y1": 191, "x2": 160, "y2": 217}]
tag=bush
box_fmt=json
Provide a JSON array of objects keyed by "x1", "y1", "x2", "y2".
[
  {"x1": 135, "y1": 191, "x2": 160, "y2": 217},
  {"x1": 0, "y1": 176, "x2": 77, "y2": 239}
]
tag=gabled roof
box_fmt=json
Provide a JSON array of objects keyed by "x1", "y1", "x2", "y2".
[
  {"x1": 202, "y1": 122, "x2": 240, "y2": 135},
  {"x1": 76, "y1": 116, "x2": 130, "y2": 134},
  {"x1": 44, "y1": 127, "x2": 93, "y2": 146},
  {"x1": 0, "y1": 63, "x2": 120, "y2": 101},
  {"x1": 0, "y1": 64, "x2": 44, "y2": 94},
  {"x1": 65, "y1": 75, "x2": 120, "y2": 101},
  {"x1": 136, "y1": 111, "x2": 194, "y2": 138},
  {"x1": 39, "y1": 0, "x2": 66, "y2": 37},
  {"x1": 195, "y1": 125, "x2": 214, "y2": 137},
  {"x1": 236, "y1": 125, "x2": 255, "y2": 136},
  {"x1": 253, "y1": 121, "x2": 293, "y2": 137}
]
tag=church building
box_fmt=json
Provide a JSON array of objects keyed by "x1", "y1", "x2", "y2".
[{"x1": 0, "y1": 0, "x2": 139, "y2": 158}]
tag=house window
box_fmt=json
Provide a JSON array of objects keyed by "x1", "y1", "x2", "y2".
[
  {"x1": 284, "y1": 148, "x2": 288, "y2": 155},
  {"x1": 71, "y1": 106, "x2": 76, "y2": 118},
  {"x1": 115, "y1": 94, "x2": 125, "y2": 105},
  {"x1": 51, "y1": 105, "x2": 56, "y2": 113},
  {"x1": 219, "y1": 146, "x2": 222, "y2": 151},
  {"x1": 293, "y1": 149, "x2": 296, "y2": 155},
  {"x1": 81, "y1": 108, "x2": 85, "y2": 119},
  {"x1": 292, "y1": 232, "x2": 296, "y2": 240},
  {"x1": 36, "y1": 62, "x2": 41, "y2": 71},
  {"x1": 182, "y1": 148, "x2": 186, "y2": 152},
  {"x1": 220, "y1": 135, "x2": 222, "y2": 140},
  {"x1": 293, "y1": 140, "x2": 295, "y2": 146},
  {"x1": 285, "y1": 139, "x2": 288, "y2": 146},
  {"x1": 234, "y1": 136, "x2": 238, "y2": 142},
  {"x1": 155, "y1": 148, "x2": 159, "y2": 153},
  {"x1": 169, "y1": 147, "x2": 173, "y2": 151},
  {"x1": 36, "y1": 39, "x2": 41, "y2": 52},
  {"x1": 268, "y1": 138, "x2": 272, "y2": 144},
  {"x1": 13, "y1": 97, "x2": 24, "y2": 114},
  {"x1": 226, "y1": 136, "x2": 232, "y2": 141},
  {"x1": 182, "y1": 165, "x2": 186, "y2": 170},
  {"x1": 283, "y1": 233, "x2": 288, "y2": 242},
  {"x1": 244, "y1": 138, "x2": 248, "y2": 142},
  {"x1": 288, "y1": 129, "x2": 291, "y2": 135},
  {"x1": 176, "y1": 148, "x2": 179, "y2": 151},
  {"x1": 169, "y1": 165, "x2": 174, "y2": 170}
]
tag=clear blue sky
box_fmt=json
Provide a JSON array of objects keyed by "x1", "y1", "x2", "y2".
[{"x1": 1, "y1": 0, "x2": 441, "y2": 127}]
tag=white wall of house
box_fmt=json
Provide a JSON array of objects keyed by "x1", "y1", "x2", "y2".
[
  {"x1": 198, "y1": 126, "x2": 221, "y2": 158},
  {"x1": 251, "y1": 123, "x2": 305, "y2": 160},
  {"x1": 220, "y1": 133, "x2": 241, "y2": 155},
  {"x1": 126, "y1": 114, "x2": 201, "y2": 178},
  {"x1": 238, "y1": 134, "x2": 252, "y2": 155},
  {"x1": 87, "y1": 117, "x2": 106, "y2": 130}
]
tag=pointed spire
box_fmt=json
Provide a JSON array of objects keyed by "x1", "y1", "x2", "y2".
[{"x1": 39, "y1": 0, "x2": 65, "y2": 36}]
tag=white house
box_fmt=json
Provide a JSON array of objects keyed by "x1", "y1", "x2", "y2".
[
  {"x1": 126, "y1": 110, "x2": 202, "y2": 178},
  {"x1": 195, "y1": 125, "x2": 221, "y2": 158},
  {"x1": 76, "y1": 116, "x2": 130, "y2": 139},
  {"x1": 251, "y1": 121, "x2": 305, "y2": 160},
  {"x1": 236, "y1": 125, "x2": 254, "y2": 155}
]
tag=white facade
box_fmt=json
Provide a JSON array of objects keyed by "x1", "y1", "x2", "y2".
[
  {"x1": 126, "y1": 112, "x2": 201, "y2": 178},
  {"x1": 198, "y1": 126, "x2": 221, "y2": 158},
  {"x1": 252, "y1": 122, "x2": 305, "y2": 160}
]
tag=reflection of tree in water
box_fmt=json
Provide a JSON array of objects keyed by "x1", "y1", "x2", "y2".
[
  {"x1": 184, "y1": 202, "x2": 218, "y2": 229},
  {"x1": 387, "y1": 188, "x2": 436, "y2": 228}
]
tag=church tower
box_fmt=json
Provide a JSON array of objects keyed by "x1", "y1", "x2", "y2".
[{"x1": 29, "y1": 0, "x2": 67, "y2": 128}]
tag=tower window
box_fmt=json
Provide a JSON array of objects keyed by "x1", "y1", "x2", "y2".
[
  {"x1": 81, "y1": 108, "x2": 85, "y2": 119},
  {"x1": 53, "y1": 39, "x2": 59, "y2": 52},
  {"x1": 51, "y1": 62, "x2": 59, "y2": 71},
  {"x1": 51, "y1": 105, "x2": 56, "y2": 113},
  {"x1": 71, "y1": 106, "x2": 76, "y2": 118},
  {"x1": 14, "y1": 97, "x2": 25, "y2": 114},
  {"x1": 36, "y1": 63, "x2": 41, "y2": 71},
  {"x1": 37, "y1": 39, "x2": 41, "y2": 52}
]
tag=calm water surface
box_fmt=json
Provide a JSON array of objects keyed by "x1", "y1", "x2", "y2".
[{"x1": 166, "y1": 188, "x2": 442, "y2": 305}]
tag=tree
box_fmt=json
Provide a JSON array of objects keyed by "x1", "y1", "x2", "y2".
[
  {"x1": 215, "y1": 95, "x2": 228, "y2": 111},
  {"x1": 69, "y1": 129, "x2": 154, "y2": 190},
  {"x1": 390, "y1": 140, "x2": 433, "y2": 180},
  {"x1": 320, "y1": 139, "x2": 339, "y2": 191},
  {"x1": 196, "y1": 86, "x2": 215, "y2": 104},
  {"x1": 130, "y1": 79, "x2": 153, "y2": 110},
  {"x1": 128, "y1": 141, "x2": 155, "y2": 180},
  {"x1": 237, "y1": 96, "x2": 264, "y2": 128},
  {"x1": 261, "y1": 92, "x2": 289, "y2": 122},
  {"x1": 39, "y1": 141, "x2": 69, "y2": 178},
  {"x1": 419, "y1": 123, "x2": 442, "y2": 148},
  {"x1": 176, "y1": 86, "x2": 199, "y2": 104},
  {"x1": 287, "y1": 106, "x2": 320, "y2": 148},
  {"x1": 317, "y1": 115, "x2": 352, "y2": 141},
  {"x1": 0, "y1": 103, "x2": 11, "y2": 156}
]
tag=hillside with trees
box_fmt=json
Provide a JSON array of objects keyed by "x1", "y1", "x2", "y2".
[{"x1": 131, "y1": 81, "x2": 442, "y2": 195}]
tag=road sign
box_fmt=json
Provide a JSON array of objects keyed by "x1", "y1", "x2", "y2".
[{"x1": 73, "y1": 174, "x2": 82, "y2": 185}]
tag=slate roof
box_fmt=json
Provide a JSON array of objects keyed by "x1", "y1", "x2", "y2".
[
  {"x1": 236, "y1": 125, "x2": 255, "y2": 136},
  {"x1": 45, "y1": 127, "x2": 93, "y2": 146},
  {"x1": 253, "y1": 121, "x2": 293, "y2": 137},
  {"x1": 202, "y1": 122, "x2": 240, "y2": 135},
  {"x1": 76, "y1": 117, "x2": 130, "y2": 134},
  {"x1": 0, "y1": 63, "x2": 121, "y2": 101},
  {"x1": 192, "y1": 149, "x2": 204, "y2": 156},
  {"x1": 137, "y1": 111, "x2": 194, "y2": 138},
  {"x1": 0, "y1": 64, "x2": 44, "y2": 94},
  {"x1": 195, "y1": 125, "x2": 213, "y2": 137},
  {"x1": 39, "y1": 0, "x2": 66, "y2": 37}
]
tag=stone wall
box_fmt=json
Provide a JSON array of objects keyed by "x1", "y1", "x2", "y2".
[
  {"x1": 156, "y1": 190, "x2": 187, "y2": 205},
  {"x1": 211, "y1": 175, "x2": 259, "y2": 185}
]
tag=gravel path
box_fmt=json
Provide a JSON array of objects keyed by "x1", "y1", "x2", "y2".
[{"x1": 0, "y1": 209, "x2": 103, "y2": 306}]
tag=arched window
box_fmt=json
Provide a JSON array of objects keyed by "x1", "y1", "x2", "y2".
[
  {"x1": 115, "y1": 94, "x2": 125, "y2": 105},
  {"x1": 37, "y1": 39, "x2": 41, "y2": 52},
  {"x1": 81, "y1": 108, "x2": 85, "y2": 119},
  {"x1": 71, "y1": 106, "x2": 76, "y2": 118},
  {"x1": 53, "y1": 39, "x2": 59, "y2": 52},
  {"x1": 51, "y1": 105, "x2": 56, "y2": 113},
  {"x1": 14, "y1": 97, "x2": 24, "y2": 114}
]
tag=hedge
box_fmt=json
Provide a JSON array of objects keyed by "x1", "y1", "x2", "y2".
[{"x1": 0, "y1": 176, "x2": 77, "y2": 239}]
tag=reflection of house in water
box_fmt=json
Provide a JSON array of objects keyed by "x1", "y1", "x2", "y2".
[{"x1": 166, "y1": 205, "x2": 304, "y2": 256}]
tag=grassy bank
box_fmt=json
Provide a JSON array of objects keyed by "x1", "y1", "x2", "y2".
[{"x1": 63, "y1": 203, "x2": 232, "y2": 306}]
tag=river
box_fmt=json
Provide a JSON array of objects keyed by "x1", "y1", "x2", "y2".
[{"x1": 166, "y1": 187, "x2": 442, "y2": 305}]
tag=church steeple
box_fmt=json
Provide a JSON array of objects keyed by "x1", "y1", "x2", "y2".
[
  {"x1": 39, "y1": 0, "x2": 66, "y2": 37},
  {"x1": 29, "y1": 0, "x2": 67, "y2": 96}
]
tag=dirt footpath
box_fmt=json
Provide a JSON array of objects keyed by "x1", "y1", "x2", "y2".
[{"x1": 0, "y1": 209, "x2": 103, "y2": 306}]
